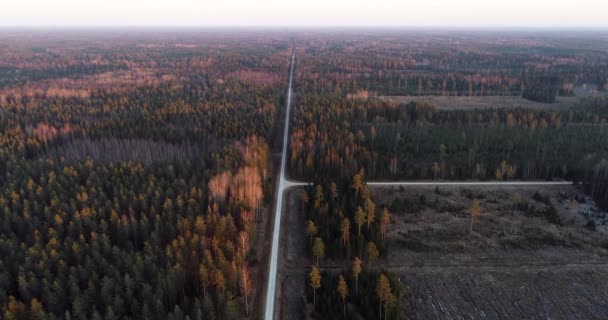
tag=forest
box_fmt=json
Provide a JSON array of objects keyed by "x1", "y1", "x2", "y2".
[
  {"x1": 0, "y1": 31, "x2": 290, "y2": 320},
  {"x1": 297, "y1": 175, "x2": 407, "y2": 319},
  {"x1": 2, "y1": 30, "x2": 608, "y2": 320},
  {"x1": 282, "y1": 31, "x2": 608, "y2": 319},
  {"x1": 293, "y1": 31, "x2": 608, "y2": 98},
  {"x1": 289, "y1": 32, "x2": 608, "y2": 211}
]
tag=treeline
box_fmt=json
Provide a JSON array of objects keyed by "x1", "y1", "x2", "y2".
[
  {"x1": 306, "y1": 269, "x2": 405, "y2": 320},
  {"x1": 290, "y1": 95, "x2": 608, "y2": 180},
  {"x1": 522, "y1": 76, "x2": 561, "y2": 103},
  {"x1": 289, "y1": 94, "x2": 608, "y2": 209},
  {"x1": 294, "y1": 33, "x2": 608, "y2": 98},
  {"x1": 43, "y1": 138, "x2": 209, "y2": 164},
  {"x1": 0, "y1": 32, "x2": 290, "y2": 91},
  {"x1": 2, "y1": 79, "x2": 281, "y2": 149}
]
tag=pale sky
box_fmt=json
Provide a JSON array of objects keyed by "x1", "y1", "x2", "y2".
[{"x1": 1, "y1": 0, "x2": 607, "y2": 27}]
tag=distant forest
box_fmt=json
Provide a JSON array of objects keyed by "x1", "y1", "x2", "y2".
[{"x1": 290, "y1": 34, "x2": 608, "y2": 212}]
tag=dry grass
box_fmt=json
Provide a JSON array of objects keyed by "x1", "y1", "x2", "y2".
[
  {"x1": 376, "y1": 185, "x2": 607, "y2": 254},
  {"x1": 372, "y1": 185, "x2": 608, "y2": 319}
]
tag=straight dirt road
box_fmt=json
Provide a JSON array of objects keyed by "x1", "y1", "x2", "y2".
[
  {"x1": 283, "y1": 180, "x2": 572, "y2": 187},
  {"x1": 264, "y1": 49, "x2": 296, "y2": 320},
  {"x1": 367, "y1": 181, "x2": 572, "y2": 186}
]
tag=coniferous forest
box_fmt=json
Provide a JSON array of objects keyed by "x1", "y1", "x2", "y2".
[
  {"x1": 289, "y1": 33, "x2": 608, "y2": 210},
  {"x1": 0, "y1": 31, "x2": 289, "y2": 320},
  {"x1": 288, "y1": 31, "x2": 608, "y2": 320},
  {"x1": 1, "y1": 30, "x2": 608, "y2": 320}
]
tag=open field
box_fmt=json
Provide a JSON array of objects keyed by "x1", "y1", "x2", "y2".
[
  {"x1": 377, "y1": 95, "x2": 583, "y2": 110},
  {"x1": 278, "y1": 185, "x2": 608, "y2": 319}
]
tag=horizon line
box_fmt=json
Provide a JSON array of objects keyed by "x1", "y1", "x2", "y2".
[{"x1": 1, "y1": 25, "x2": 608, "y2": 30}]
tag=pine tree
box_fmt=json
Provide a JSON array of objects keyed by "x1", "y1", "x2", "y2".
[
  {"x1": 354, "y1": 207, "x2": 365, "y2": 236},
  {"x1": 306, "y1": 220, "x2": 318, "y2": 244},
  {"x1": 341, "y1": 218, "x2": 351, "y2": 248},
  {"x1": 352, "y1": 257, "x2": 362, "y2": 296},
  {"x1": 352, "y1": 174, "x2": 363, "y2": 199},
  {"x1": 366, "y1": 242, "x2": 379, "y2": 269},
  {"x1": 432, "y1": 162, "x2": 440, "y2": 180},
  {"x1": 314, "y1": 185, "x2": 324, "y2": 209},
  {"x1": 495, "y1": 168, "x2": 503, "y2": 180},
  {"x1": 330, "y1": 182, "x2": 338, "y2": 201},
  {"x1": 376, "y1": 274, "x2": 392, "y2": 320},
  {"x1": 365, "y1": 199, "x2": 376, "y2": 230},
  {"x1": 238, "y1": 231, "x2": 250, "y2": 260},
  {"x1": 470, "y1": 198, "x2": 481, "y2": 234},
  {"x1": 29, "y1": 298, "x2": 46, "y2": 320},
  {"x1": 312, "y1": 237, "x2": 325, "y2": 267},
  {"x1": 380, "y1": 208, "x2": 390, "y2": 245},
  {"x1": 199, "y1": 264, "x2": 210, "y2": 296},
  {"x1": 309, "y1": 266, "x2": 321, "y2": 310},
  {"x1": 337, "y1": 274, "x2": 349, "y2": 319}
]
